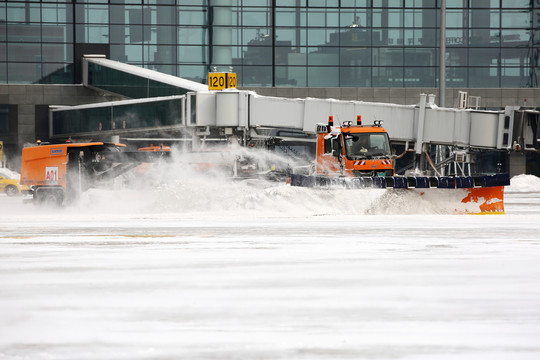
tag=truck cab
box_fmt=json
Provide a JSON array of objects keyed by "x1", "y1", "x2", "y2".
[{"x1": 316, "y1": 116, "x2": 394, "y2": 177}]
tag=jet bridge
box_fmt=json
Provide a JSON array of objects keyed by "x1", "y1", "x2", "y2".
[
  {"x1": 48, "y1": 57, "x2": 540, "y2": 176},
  {"x1": 189, "y1": 90, "x2": 510, "y2": 150}
]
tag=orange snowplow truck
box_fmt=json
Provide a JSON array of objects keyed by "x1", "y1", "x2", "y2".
[
  {"x1": 20, "y1": 141, "x2": 169, "y2": 205},
  {"x1": 317, "y1": 116, "x2": 394, "y2": 177}
]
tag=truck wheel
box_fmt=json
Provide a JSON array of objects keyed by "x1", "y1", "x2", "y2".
[
  {"x1": 5, "y1": 185, "x2": 19, "y2": 197},
  {"x1": 35, "y1": 189, "x2": 64, "y2": 207}
]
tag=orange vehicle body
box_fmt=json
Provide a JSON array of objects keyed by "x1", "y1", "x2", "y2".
[
  {"x1": 298, "y1": 116, "x2": 508, "y2": 215},
  {"x1": 19, "y1": 141, "x2": 166, "y2": 205},
  {"x1": 316, "y1": 118, "x2": 394, "y2": 177},
  {"x1": 20, "y1": 142, "x2": 120, "y2": 190}
]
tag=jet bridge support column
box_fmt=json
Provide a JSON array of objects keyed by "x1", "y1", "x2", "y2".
[{"x1": 414, "y1": 93, "x2": 427, "y2": 173}]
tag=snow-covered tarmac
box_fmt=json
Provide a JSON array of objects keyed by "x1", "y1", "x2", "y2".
[{"x1": 1, "y1": 175, "x2": 540, "y2": 359}]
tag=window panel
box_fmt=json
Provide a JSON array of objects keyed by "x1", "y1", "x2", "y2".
[
  {"x1": 500, "y1": 29, "x2": 530, "y2": 45},
  {"x1": 309, "y1": 0, "x2": 339, "y2": 6},
  {"x1": 7, "y1": 3, "x2": 40, "y2": 23},
  {"x1": 244, "y1": 0, "x2": 271, "y2": 6},
  {"x1": 501, "y1": 48, "x2": 531, "y2": 67},
  {"x1": 151, "y1": 6, "x2": 176, "y2": 26},
  {"x1": 307, "y1": 8, "x2": 339, "y2": 27},
  {"x1": 447, "y1": 0, "x2": 466, "y2": 7},
  {"x1": 501, "y1": 67, "x2": 528, "y2": 87},
  {"x1": 373, "y1": 0, "x2": 403, "y2": 7},
  {"x1": 153, "y1": 26, "x2": 177, "y2": 45},
  {"x1": 340, "y1": 66, "x2": 371, "y2": 87},
  {"x1": 76, "y1": 24, "x2": 109, "y2": 43},
  {"x1": 469, "y1": 29, "x2": 500, "y2": 46},
  {"x1": 469, "y1": 67, "x2": 499, "y2": 88},
  {"x1": 242, "y1": 7, "x2": 272, "y2": 27},
  {"x1": 43, "y1": 24, "x2": 72, "y2": 43},
  {"x1": 179, "y1": 6, "x2": 207, "y2": 26},
  {"x1": 179, "y1": 45, "x2": 208, "y2": 64},
  {"x1": 147, "y1": 0, "x2": 177, "y2": 4},
  {"x1": 274, "y1": 45, "x2": 296, "y2": 65},
  {"x1": 8, "y1": 43, "x2": 41, "y2": 62},
  {"x1": 308, "y1": 66, "x2": 338, "y2": 86},
  {"x1": 447, "y1": 48, "x2": 467, "y2": 66},
  {"x1": 502, "y1": 0, "x2": 531, "y2": 8},
  {"x1": 340, "y1": 8, "x2": 370, "y2": 28},
  {"x1": 308, "y1": 49, "x2": 338, "y2": 66},
  {"x1": 341, "y1": 28, "x2": 371, "y2": 46},
  {"x1": 470, "y1": 9, "x2": 499, "y2": 28},
  {"x1": 372, "y1": 66, "x2": 403, "y2": 87},
  {"x1": 405, "y1": 48, "x2": 435, "y2": 66},
  {"x1": 468, "y1": 0, "x2": 499, "y2": 7},
  {"x1": 7, "y1": 62, "x2": 43, "y2": 84},
  {"x1": 276, "y1": 28, "x2": 307, "y2": 46},
  {"x1": 276, "y1": 8, "x2": 298, "y2": 26},
  {"x1": 42, "y1": 4, "x2": 72, "y2": 23},
  {"x1": 7, "y1": 24, "x2": 41, "y2": 42},
  {"x1": 404, "y1": 66, "x2": 436, "y2": 87},
  {"x1": 243, "y1": 46, "x2": 273, "y2": 66},
  {"x1": 405, "y1": 9, "x2": 436, "y2": 28},
  {"x1": 501, "y1": 11, "x2": 531, "y2": 28},
  {"x1": 469, "y1": 48, "x2": 499, "y2": 67},
  {"x1": 0, "y1": 4, "x2": 5, "y2": 22},
  {"x1": 340, "y1": 0, "x2": 370, "y2": 7},
  {"x1": 241, "y1": 27, "x2": 272, "y2": 46},
  {"x1": 276, "y1": 0, "x2": 307, "y2": 6},
  {"x1": 241, "y1": 65, "x2": 272, "y2": 86},
  {"x1": 404, "y1": 29, "x2": 434, "y2": 46},
  {"x1": 307, "y1": 28, "x2": 334, "y2": 46},
  {"x1": 446, "y1": 9, "x2": 465, "y2": 28},
  {"x1": 446, "y1": 67, "x2": 467, "y2": 87},
  {"x1": 373, "y1": 48, "x2": 403, "y2": 66},
  {"x1": 75, "y1": 5, "x2": 109, "y2": 24},
  {"x1": 41, "y1": 63, "x2": 73, "y2": 84},
  {"x1": 446, "y1": 29, "x2": 467, "y2": 46},
  {"x1": 43, "y1": 44, "x2": 73, "y2": 63},
  {"x1": 373, "y1": 9, "x2": 403, "y2": 28},
  {"x1": 405, "y1": 0, "x2": 436, "y2": 7},
  {"x1": 340, "y1": 47, "x2": 371, "y2": 66},
  {"x1": 178, "y1": 27, "x2": 208, "y2": 45},
  {"x1": 275, "y1": 66, "x2": 307, "y2": 87}
]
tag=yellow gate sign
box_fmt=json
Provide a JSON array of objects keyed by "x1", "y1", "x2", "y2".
[{"x1": 208, "y1": 72, "x2": 237, "y2": 90}]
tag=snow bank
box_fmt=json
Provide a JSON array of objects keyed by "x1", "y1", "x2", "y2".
[
  {"x1": 508, "y1": 174, "x2": 540, "y2": 193},
  {"x1": 0, "y1": 168, "x2": 20, "y2": 180}
]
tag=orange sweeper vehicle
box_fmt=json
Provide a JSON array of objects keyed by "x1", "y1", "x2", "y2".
[
  {"x1": 20, "y1": 141, "x2": 169, "y2": 205},
  {"x1": 290, "y1": 116, "x2": 510, "y2": 214}
]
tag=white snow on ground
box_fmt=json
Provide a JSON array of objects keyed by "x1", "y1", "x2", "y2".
[
  {"x1": 1, "y1": 170, "x2": 540, "y2": 359},
  {"x1": 508, "y1": 174, "x2": 540, "y2": 192}
]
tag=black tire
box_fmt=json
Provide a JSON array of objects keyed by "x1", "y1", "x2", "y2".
[
  {"x1": 5, "y1": 185, "x2": 19, "y2": 197},
  {"x1": 35, "y1": 189, "x2": 64, "y2": 207}
]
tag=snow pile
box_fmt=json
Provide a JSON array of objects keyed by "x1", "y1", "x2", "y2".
[
  {"x1": 75, "y1": 176, "x2": 477, "y2": 217},
  {"x1": 0, "y1": 168, "x2": 20, "y2": 180},
  {"x1": 508, "y1": 174, "x2": 540, "y2": 193}
]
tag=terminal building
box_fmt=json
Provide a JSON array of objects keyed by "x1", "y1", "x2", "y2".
[{"x1": 1, "y1": 1, "x2": 540, "y2": 173}]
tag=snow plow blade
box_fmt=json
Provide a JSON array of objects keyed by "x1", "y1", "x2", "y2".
[{"x1": 289, "y1": 173, "x2": 510, "y2": 215}]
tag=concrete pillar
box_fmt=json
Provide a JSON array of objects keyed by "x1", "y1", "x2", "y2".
[{"x1": 17, "y1": 104, "x2": 36, "y2": 146}]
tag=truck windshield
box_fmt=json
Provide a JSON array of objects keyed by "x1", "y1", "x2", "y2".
[{"x1": 344, "y1": 133, "x2": 391, "y2": 158}]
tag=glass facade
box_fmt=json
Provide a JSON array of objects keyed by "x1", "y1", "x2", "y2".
[
  {"x1": 1, "y1": 0, "x2": 540, "y2": 88},
  {"x1": 52, "y1": 96, "x2": 184, "y2": 137}
]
